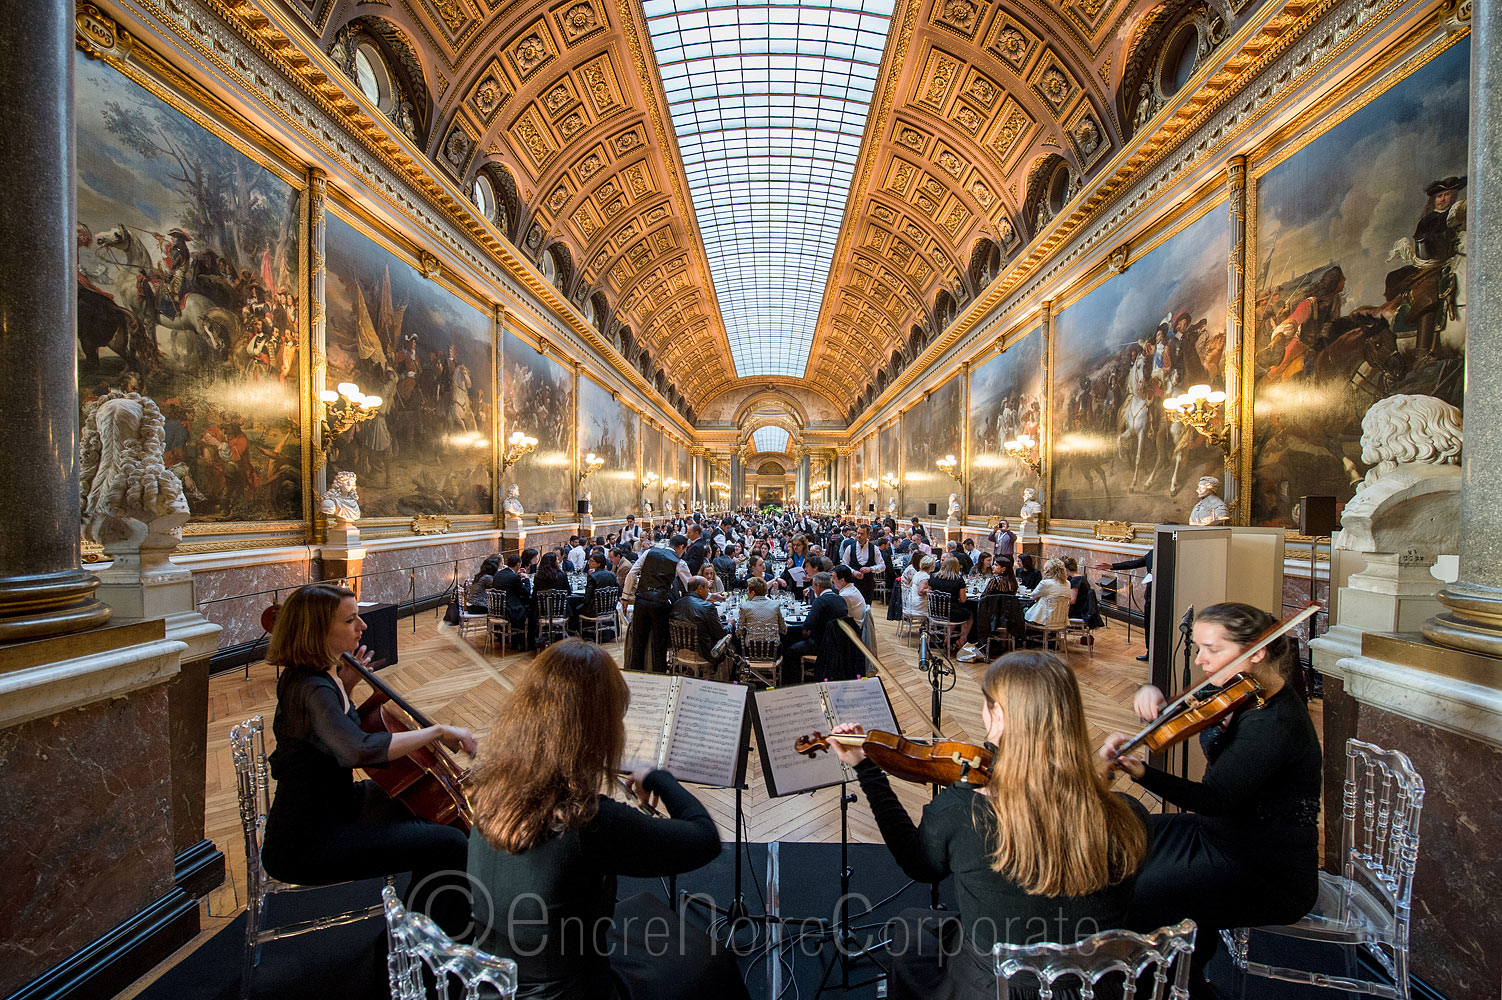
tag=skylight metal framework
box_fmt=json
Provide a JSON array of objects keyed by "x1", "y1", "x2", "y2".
[
  {"x1": 752, "y1": 426, "x2": 792, "y2": 453},
  {"x1": 644, "y1": 0, "x2": 894, "y2": 378}
]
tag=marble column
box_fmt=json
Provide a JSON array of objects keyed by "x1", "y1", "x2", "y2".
[
  {"x1": 730, "y1": 453, "x2": 743, "y2": 510},
  {"x1": 1424, "y1": 15, "x2": 1502, "y2": 658},
  {"x1": 797, "y1": 452, "x2": 810, "y2": 507},
  {"x1": 0, "y1": 0, "x2": 110, "y2": 642}
]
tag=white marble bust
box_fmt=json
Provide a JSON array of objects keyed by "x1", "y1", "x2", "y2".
[
  {"x1": 1188, "y1": 476, "x2": 1230, "y2": 526},
  {"x1": 319, "y1": 470, "x2": 361, "y2": 524},
  {"x1": 947, "y1": 493, "x2": 961, "y2": 519},
  {"x1": 1019, "y1": 487, "x2": 1042, "y2": 523},
  {"x1": 503, "y1": 483, "x2": 525, "y2": 521}
]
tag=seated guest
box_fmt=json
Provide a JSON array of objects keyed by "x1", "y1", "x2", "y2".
[
  {"x1": 928, "y1": 555, "x2": 974, "y2": 654},
  {"x1": 1016, "y1": 552, "x2": 1042, "y2": 591},
  {"x1": 711, "y1": 546, "x2": 739, "y2": 590},
  {"x1": 466, "y1": 640, "x2": 746, "y2": 1000},
  {"x1": 955, "y1": 538, "x2": 976, "y2": 575},
  {"x1": 519, "y1": 547, "x2": 539, "y2": 576},
  {"x1": 565, "y1": 535, "x2": 587, "y2": 572},
  {"x1": 827, "y1": 652, "x2": 1150, "y2": 998},
  {"x1": 737, "y1": 577, "x2": 787, "y2": 637},
  {"x1": 971, "y1": 551, "x2": 992, "y2": 580},
  {"x1": 1064, "y1": 556, "x2": 1105, "y2": 633},
  {"x1": 1025, "y1": 557, "x2": 1072, "y2": 627},
  {"x1": 670, "y1": 576, "x2": 731, "y2": 679},
  {"x1": 984, "y1": 555, "x2": 1018, "y2": 595},
  {"x1": 611, "y1": 546, "x2": 633, "y2": 591},
  {"x1": 530, "y1": 551, "x2": 571, "y2": 644},
  {"x1": 833, "y1": 564, "x2": 868, "y2": 623},
  {"x1": 702, "y1": 563, "x2": 728, "y2": 600},
  {"x1": 901, "y1": 554, "x2": 934, "y2": 614},
  {"x1": 492, "y1": 554, "x2": 532, "y2": 636},
  {"x1": 568, "y1": 551, "x2": 618, "y2": 634},
  {"x1": 468, "y1": 556, "x2": 499, "y2": 611},
  {"x1": 782, "y1": 571, "x2": 847, "y2": 671}
]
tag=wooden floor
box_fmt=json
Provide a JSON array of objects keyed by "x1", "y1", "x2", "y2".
[{"x1": 125, "y1": 606, "x2": 1322, "y2": 997}]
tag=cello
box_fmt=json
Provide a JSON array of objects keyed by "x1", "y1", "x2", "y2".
[{"x1": 341, "y1": 652, "x2": 476, "y2": 832}]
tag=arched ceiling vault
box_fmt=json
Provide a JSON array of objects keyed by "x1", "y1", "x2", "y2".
[{"x1": 297, "y1": 0, "x2": 1235, "y2": 414}]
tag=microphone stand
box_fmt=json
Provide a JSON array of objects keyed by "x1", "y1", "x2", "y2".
[
  {"x1": 1177, "y1": 605, "x2": 1194, "y2": 779},
  {"x1": 918, "y1": 632, "x2": 954, "y2": 910}
]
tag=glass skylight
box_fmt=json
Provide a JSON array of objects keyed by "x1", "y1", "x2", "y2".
[
  {"x1": 752, "y1": 426, "x2": 791, "y2": 453},
  {"x1": 644, "y1": 0, "x2": 894, "y2": 378}
]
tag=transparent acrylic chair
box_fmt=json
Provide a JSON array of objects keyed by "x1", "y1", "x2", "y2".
[
  {"x1": 1223, "y1": 738, "x2": 1424, "y2": 999},
  {"x1": 383, "y1": 885, "x2": 517, "y2": 1000},
  {"x1": 994, "y1": 919, "x2": 1197, "y2": 999}
]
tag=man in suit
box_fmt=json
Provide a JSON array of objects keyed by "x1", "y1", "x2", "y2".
[
  {"x1": 568, "y1": 551, "x2": 619, "y2": 634},
  {"x1": 1100, "y1": 550, "x2": 1153, "y2": 661},
  {"x1": 782, "y1": 571, "x2": 848, "y2": 669},
  {"x1": 565, "y1": 535, "x2": 587, "y2": 572},
  {"x1": 491, "y1": 554, "x2": 532, "y2": 644},
  {"x1": 683, "y1": 523, "x2": 710, "y2": 575},
  {"x1": 957, "y1": 537, "x2": 977, "y2": 575},
  {"x1": 671, "y1": 576, "x2": 731, "y2": 676},
  {"x1": 711, "y1": 546, "x2": 739, "y2": 590},
  {"x1": 623, "y1": 534, "x2": 692, "y2": 673}
]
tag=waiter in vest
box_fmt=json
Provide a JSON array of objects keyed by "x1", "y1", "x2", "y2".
[
  {"x1": 843, "y1": 522, "x2": 885, "y2": 608},
  {"x1": 623, "y1": 533, "x2": 691, "y2": 673}
]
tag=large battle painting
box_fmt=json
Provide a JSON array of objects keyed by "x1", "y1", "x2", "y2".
[
  {"x1": 879, "y1": 422, "x2": 898, "y2": 485},
  {"x1": 641, "y1": 421, "x2": 663, "y2": 515},
  {"x1": 969, "y1": 329, "x2": 1043, "y2": 518},
  {"x1": 75, "y1": 53, "x2": 303, "y2": 522},
  {"x1": 501, "y1": 330, "x2": 574, "y2": 515},
  {"x1": 577, "y1": 375, "x2": 637, "y2": 520},
  {"x1": 1250, "y1": 41, "x2": 1469, "y2": 527},
  {"x1": 903, "y1": 375, "x2": 963, "y2": 518},
  {"x1": 325, "y1": 213, "x2": 492, "y2": 516},
  {"x1": 1050, "y1": 206, "x2": 1229, "y2": 523}
]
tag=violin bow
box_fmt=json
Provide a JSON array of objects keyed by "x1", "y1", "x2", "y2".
[
  {"x1": 340, "y1": 651, "x2": 440, "y2": 730},
  {"x1": 1114, "y1": 601, "x2": 1321, "y2": 759}
]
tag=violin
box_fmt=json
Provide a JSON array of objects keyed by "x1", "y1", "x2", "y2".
[
  {"x1": 1111, "y1": 601, "x2": 1321, "y2": 763},
  {"x1": 342, "y1": 652, "x2": 476, "y2": 832},
  {"x1": 795, "y1": 729, "x2": 993, "y2": 786}
]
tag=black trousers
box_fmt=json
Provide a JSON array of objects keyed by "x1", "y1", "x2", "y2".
[
  {"x1": 626, "y1": 595, "x2": 672, "y2": 673},
  {"x1": 262, "y1": 780, "x2": 471, "y2": 935},
  {"x1": 1126, "y1": 813, "x2": 1317, "y2": 996}
]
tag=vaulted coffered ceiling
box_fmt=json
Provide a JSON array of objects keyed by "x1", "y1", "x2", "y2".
[{"x1": 284, "y1": 0, "x2": 1240, "y2": 418}]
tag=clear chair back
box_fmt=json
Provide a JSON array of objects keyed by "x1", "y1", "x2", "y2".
[
  {"x1": 1342, "y1": 739, "x2": 1424, "y2": 936},
  {"x1": 384, "y1": 885, "x2": 517, "y2": 1000},
  {"x1": 230, "y1": 715, "x2": 273, "y2": 898},
  {"x1": 995, "y1": 919, "x2": 1197, "y2": 1000}
]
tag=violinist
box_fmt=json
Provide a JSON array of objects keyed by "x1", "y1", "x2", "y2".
[
  {"x1": 1100, "y1": 602, "x2": 1321, "y2": 997},
  {"x1": 259, "y1": 584, "x2": 477, "y2": 933},
  {"x1": 828, "y1": 651, "x2": 1150, "y2": 999},
  {"x1": 466, "y1": 639, "x2": 748, "y2": 1000}
]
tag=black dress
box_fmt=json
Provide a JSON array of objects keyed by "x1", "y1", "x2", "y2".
[
  {"x1": 1126, "y1": 685, "x2": 1322, "y2": 985},
  {"x1": 927, "y1": 573, "x2": 973, "y2": 622},
  {"x1": 856, "y1": 761, "x2": 1151, "y2": 999},
  {"x1": 261, "y1": 667, "x2": 469, "y2": 931},
  {"x1": 467, "y1": 770, "x2": 748, "y2": 1000}
]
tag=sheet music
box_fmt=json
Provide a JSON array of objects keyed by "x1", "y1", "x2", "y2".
[
  {"x1": 662, "y1": 679, "x2": 749, "y2": 788},
  {"x1": 619, "y1": 671, "x2": 675, "y2": 772},
  {"x1": 825, "y1": 677, "x2": 898, "y2": 734},
  {"x1": 751, "y1": 684, "x2": 846, "y2": 796}
]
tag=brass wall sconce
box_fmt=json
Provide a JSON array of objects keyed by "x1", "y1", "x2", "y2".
[
  {"x1": 935, "y1": 454, "x2": 964, "y2": 486},
  {"x1": 579, "y1": 451, "x2": 605, "y2": 484},
  {"x1": 316, "y1": 381, "x2": 382, "y2": 467},
  {"x1": 1163, "y1": 384, "x2": 1231, "y2": 453},
  {"x1": 1003, "y1": 433, "x2": 1043, "y2": 477},
  {"x1": 500, "y1": 430, "x2": 539, "y2": 472},
  {"x1": 881, "y1": 472, "x2": 899, "y2": 489}
]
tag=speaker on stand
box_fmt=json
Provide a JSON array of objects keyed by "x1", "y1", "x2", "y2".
[{"x1": 1297, "y1": 495, "x2": 1337, "y2": 697}]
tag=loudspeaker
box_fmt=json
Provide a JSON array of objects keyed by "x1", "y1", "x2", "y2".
[
  {"x1": 927, "y1": 503, "x2": 937, "y2": 516},
  {"x1": 1298, "y1": 495, "x2": 1338, "y2": 537},
  {"x1": 576, "y1": 499, "x2": 590, "y2": 514},
  {"x1": 868, "y1": 503, "x2": 876, "y2": 512}
]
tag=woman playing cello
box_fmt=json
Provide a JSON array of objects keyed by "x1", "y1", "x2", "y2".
[
  {"x1": 828, "y1": 651, "x2": 1151, "y2": 998},
  {"x1": 260, "y1": 584, "x2": 478, "y2": 933},
  {"x1": 1100, "y1": 602, "x2": 1322, "y2": 997}
]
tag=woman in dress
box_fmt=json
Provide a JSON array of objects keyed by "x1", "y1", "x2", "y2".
[
  {"x1": 260, "y1": 584, "x2": 476, "y2": 933},
  {"x1": 1024, "y1": 557, "x2": 1071, "y2": 626},
  {"x1": 926, "y1": 554, "x2": 973, "y2": 651}
]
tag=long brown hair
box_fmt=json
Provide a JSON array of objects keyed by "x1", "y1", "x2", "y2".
[
  {"x1": 981, "y1": 651, "x2": 1147, "y2": 895},
  {"x1": 266, "y1": 583, "x2": 354, "y2": 672},
  {"x1": 1195, "y1": 602, "x2": 1304, "y2": 698},
  {"x1": 468, "y1": 639, "x2": 630, "y2": 853}
]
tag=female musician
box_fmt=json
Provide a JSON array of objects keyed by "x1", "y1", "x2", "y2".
[
  {"x1": 1101, "y1": 602, "x2": 1321, "y2": 995},
  {"x1": 260, "y1": 584, "x2": 477, "y2": 932},
  {"x1": 829, "y1": 651, "x2": 1150, "y2": 999},
  {"x1": 466, "y1": 640, "x2": 747, "y2": 1000}
]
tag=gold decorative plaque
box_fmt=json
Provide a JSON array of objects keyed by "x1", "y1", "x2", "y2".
[
  {"x1": 1093, "y1": 520, "x2": 1135, "y2": 544},
  {"x1": 536, "y1": 511, "x2": 556, "y2": 525},
  {"x1": 410, "y1": 514, "x2": 451, "y2": 535}
]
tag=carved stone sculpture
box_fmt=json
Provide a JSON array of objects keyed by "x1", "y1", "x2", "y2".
[
  {"x1": 319, "y1": 470, "x2": 362, "y2": 525},
  {"x1": 1188, "y1": 476, "x2": 1231, "y2": 526},
  {"x1": 503, "y1": 483, "x2": 525, "y2": 524},
  {"x1": 79, "y1": 390, "x2": 190, "y2": 579},
  {"x1": 888, "y1": 495, "x2": 898, "y2": 515}
]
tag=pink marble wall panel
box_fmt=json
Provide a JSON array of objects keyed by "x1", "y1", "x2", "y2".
[
  {"x1": 0, "y1": 685, "x2": 176, "y2": 996},
  {"x1": 348, "y1": 537, "x2": 501, "y2": 606},
  {"x1": 1042, "y1": 540, "x2": 1150, "y2": 611},
  {"x1": 521, "y1": 527, "x2": 578, "y2": 554},
  {"x1": 193, "y1": 558, "x2": 312, "y2": 648}
]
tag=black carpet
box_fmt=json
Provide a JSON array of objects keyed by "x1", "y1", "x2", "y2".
[{"x1": 139, "y1": 844, "x2": 1384, "y2": 1000}]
